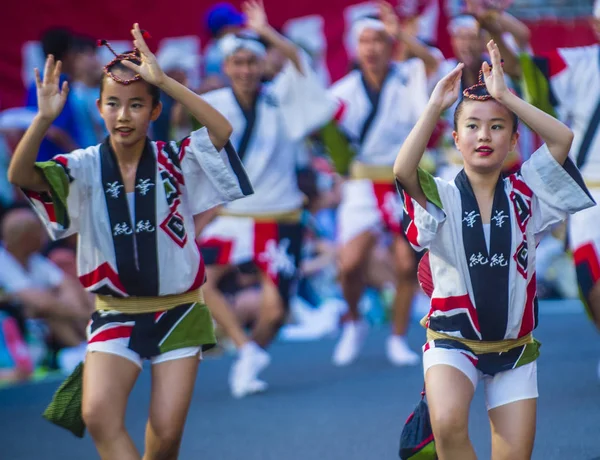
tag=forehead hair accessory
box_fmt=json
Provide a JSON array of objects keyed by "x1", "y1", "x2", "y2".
[
  {"x1": 97, "y1": 30, "x2": 152, "y2": 85},
  {"x1": 462, "y1": 62, "x2": 504, "y2": 101}
]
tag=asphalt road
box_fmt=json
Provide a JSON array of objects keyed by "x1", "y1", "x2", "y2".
[{"x1": 1, "y1": 300, "x2": 599, "y2": 460}]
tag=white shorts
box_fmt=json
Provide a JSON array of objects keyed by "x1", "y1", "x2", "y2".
[
  {"x1": 337, "y1": 179, "x2": 403, "y2": 245},
  {"x1": 423, "y1": 346, "x2": 538, "y2": 411},
  {"x1": 87, "y1": 342, "x2": 202, "y2": 369}
]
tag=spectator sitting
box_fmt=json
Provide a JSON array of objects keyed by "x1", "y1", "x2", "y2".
[
  {"x1": 0, "y1": 207, "x2": 91, "y2": 375},
  {"x1": 25, "y1": 28, "x2": 80, "y2": 161}
]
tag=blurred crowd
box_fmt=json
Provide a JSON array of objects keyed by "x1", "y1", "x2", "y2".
[{"x1": 0, "y1": 0, "x2": 581, "y2": 384}]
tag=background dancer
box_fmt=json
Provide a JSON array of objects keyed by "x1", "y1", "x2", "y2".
[
  {"x1": 327, "y1": 1, "x2": 431, "y2": 367},
  {"x1": 199, "y1": 0, "x2": 335, "y2": 398}
]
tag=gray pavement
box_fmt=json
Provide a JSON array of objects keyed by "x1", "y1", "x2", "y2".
[{"x1": 1, "y1": 300, "x2": 599, "y2": 460}]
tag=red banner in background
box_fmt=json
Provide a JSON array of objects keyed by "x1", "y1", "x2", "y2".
[{"x1": 0, "y1": 0, "x2": 596, "y2": 110}]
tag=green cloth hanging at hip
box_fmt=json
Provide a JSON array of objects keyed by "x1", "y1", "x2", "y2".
[{"x1": 42, "y1": 362, "x2": 85, "y2": 438}]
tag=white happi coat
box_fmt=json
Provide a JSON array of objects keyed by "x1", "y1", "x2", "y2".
[
  {"x1": 25, "y1": 127, "x2": 252, "y2": 297},
  {"x1": 545, "y1": 44, "x2": 600, "y2": 287},
  {"x1": 201, "y1": 52, "x2": 336, "y2": 215},
  {"x1": 327, "y1": 58, "x2": 428, "y2": 244},
  {"x1": 401, "y1": 145, "x2": 595, "y2": 341},
  {"x1": 330, "y1": 58, "x2": 428, "y2": 166},
  {"x1": 549, "y1": 44, "x2": 600, "y2": 182}
]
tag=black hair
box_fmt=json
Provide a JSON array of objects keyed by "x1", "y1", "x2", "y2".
[
  {"x1": 71, "y1": 35, "x2": 97, "y2": 54},
  {"x1": 41, "y1": 28, "x2": 73, "y2": 62},
  {"x1": 453, "y1": 97, "x2": 519, "y2": 134},
  {"x1": 99, "y1": 57, "x2": 161, "y2": 108}
]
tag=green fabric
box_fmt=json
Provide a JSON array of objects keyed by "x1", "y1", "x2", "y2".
[
  {"x1": 189, "y1": 117, "x2": 203, "y2": 133},
  {"x1": 417, "y1": 168, "x2": 443, "y2": 211},
  {"x1": 319, "y1": 121, "x2": 356, "y2": 175},
  {"x1": 514, "y1": 339, "x2": 541, "y2": 369},
  {"x1": 159, "y1": 303, "x2": 217, "y2": 354},
  {"x1": 409, "y1": 441, "x2": 436, "y2": 460},
  {"x1": 34, "y1": 161, "x2": 71, "y2": 228},
  {"x1": 42, "y1": 362, "x2": 85, "y2": 438},
  {"x1": 518, "y1": 53, "x2": 557, "y2": 118}
]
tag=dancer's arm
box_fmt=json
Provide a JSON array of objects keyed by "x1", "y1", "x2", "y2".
[
  {"x1": 483, "y1": 41, "x2": 573, "y2": 164},
  {"x1": 244, "y1": 0, "x2": 304, "y2": 74},
  {"x1": 123, "y1": 24, "x2": 233, "y2": 150},
  {"x1": 393, "y1": 63, "x2": 463, "y2": 207},
  {"x1": 8, "y1": 55, "x2": 69, "y2": 191},
  {"x1": 379, "y1": 1, "x2": 439, "y2": 75}
]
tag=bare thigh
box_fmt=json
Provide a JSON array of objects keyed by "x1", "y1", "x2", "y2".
[
  {"x1": 338, "y1": 231, "x2": 377, "y2": 274},
  {"x1": 144, "y1": 355, "x2": 201, "y2": 460},
  {"x1": 488, "y1": 398, "x2": 536, "y2": 460},
  {"x1": 82, "y1": 351, "x2": 141, "y2": 429}
]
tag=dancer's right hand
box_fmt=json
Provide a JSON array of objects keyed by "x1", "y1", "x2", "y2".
[
  {"x1": 35, "y1": 55, "x2": 69, "y2": 121},
  {"x1": 429, "y1": 62, "x2": 464, "y2": 112}
]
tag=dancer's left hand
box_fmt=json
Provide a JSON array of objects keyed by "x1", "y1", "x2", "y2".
[
  {"x1": 122, "y1": 23, "x2": 166, "y2": 87},
  {"x1": 379, "y1": 1, "x2": 400, "y2": 38},
  {"x1": 482, "y1": 40, "x2": 509, "y2": 100},
  {"x1": 243, "y1": 0, "x2": 269, "y2": 35}
]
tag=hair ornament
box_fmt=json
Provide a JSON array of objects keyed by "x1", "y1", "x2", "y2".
[
  {"x1": 462, "y1": 60, "x2": 504, "y2": 101},
  {"x1": 97, "y1": 29, "x2": 152, "y2": 85}
]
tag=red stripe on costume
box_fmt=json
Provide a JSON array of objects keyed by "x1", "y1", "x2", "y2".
[
  {"x1": 460, "y1": 351, "x2": 478, "y2": 367},
  {"x1": 253, "y1": 221, "x2": 279, "y2": 284},
  {"x1": 53, "y1": 155, "x2": 68, "y2": 168},
  {"x1": 403, "y1": 190, "x2": 419, "y2": 246},
  {"x1": 178, "y1": 137, "x2": 191, "y2": 162},
  {"x1": 156, "y1": 141, "x2": 185, "y2": 185},
  {"x1": 431, "y1": 294, "x2": 481, "y2": 334},
  {"x1": 79, "y1": 262, "x2": 126, "y2": 292},
  {"x1": 542, "y1": 50, "x2": 568, "y2": 78},
  {"x1": 415, "y1": 433, "x2": 435, "y2": 450},
  {"x1": 508, "y1": 174, "x2": 533, "y2": 198},
  {"x1": 88, "y1": 325, "x2": 133, "y2": 344},
  {"x1": 574, "y1": 242, "x2": 600, "y2": 283},
  {"x1": 187, "y1": 248, "x2": 206, "y2": 292},
  {"x1": 25, "y1": 191, "x2": 57, "y2": 223},
  {"x1": 518, "y1": 274, "x2": 538, "y2": 338},
  {"x1": 333, "y1": 100, "x2": 346, "y2": 122},
  {"x1": 201, "y1": 238, "x2": 233, "y2": 265},
  {"x1": 372, "y1": 182, "x2": 401, "y2": 234}
]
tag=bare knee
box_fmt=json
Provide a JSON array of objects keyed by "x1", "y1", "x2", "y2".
[
  {"x1": 339, "y1": 234, "x2": 376, "y2": 278},
  {"x1": 146, "y1": 421, "x2": 183, "y2": 460},
  {"x1": 82, "y1": 395, "x2": 125, "y2": 440},
  {"x1": 261, "y1": 286, "x2": 286, "y2": 326},
  {"x1": 430, "y1": 411, "x2": 470, "y2": 447}
]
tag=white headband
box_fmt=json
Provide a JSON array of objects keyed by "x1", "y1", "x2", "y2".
[
  {"x1": 595, "y1": 0, "x2": 600, "y2": 18},
  {"x1": 448, "y1": 15, "x2": 479, "y2": 35},
  {"x1": 351, "y1": 17, "x2": 386, "y2": 43},
  {"x1": 219, "y1": 33, "x2": 266, "y2": 59}
]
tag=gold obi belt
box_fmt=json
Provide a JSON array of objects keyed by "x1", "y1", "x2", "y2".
[
  {"x1": 218, "y1": 208, "x2": 303, "y2": 223},
  {"x1": 420, "y1": 316, "x2": 533, "y2": 354},
  {"x1": 349, "y1": 161, "x2": 395, "y2": 183},
  {"x1": 95, "y1": 289, "x2": 204, "y2": 314}
]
